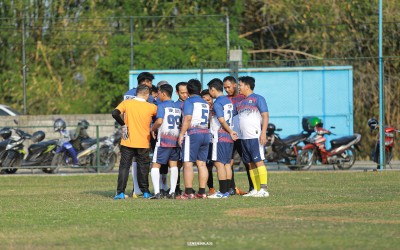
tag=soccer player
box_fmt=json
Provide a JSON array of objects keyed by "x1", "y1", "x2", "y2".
[
  {"x1": 112, "y1": 84, "x2": 157, "y2": 200},
  {"x1": 123, "y1": 72, "x2": 155, "y2": 198},
  {"x1": 207, "y1": 78, "x2": 238, "y2": 198},
  {"x1": 200, "y1": 89, "x2": 216, "y2": 195},
  {"x1": 223, "y1": 76, "x2": 254, "y2": 195},
  {"x1": 178, "y1": 79, "x2": 210, "y2": 199},
  {"x1": 150, "y1": 84, "x2": 181, "y2": 199},
  {"x1": 174, "y1": 82, "x2": 188, "y2": 195},
  {"x1": 236, "y1": 76, "x2": 269, "y2": 197}
]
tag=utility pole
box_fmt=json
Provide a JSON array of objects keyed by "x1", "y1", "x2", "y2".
[
  {"x1": 130, "y1": 16, "x2": 134, "y2": 69},
  {"x1": 22, "y1": 12, "x2": 27, "y2": 115}
]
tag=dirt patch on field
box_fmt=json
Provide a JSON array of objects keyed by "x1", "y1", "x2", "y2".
[{"x1": 226, "y1": 201, "x2": 400, "y2": 225}]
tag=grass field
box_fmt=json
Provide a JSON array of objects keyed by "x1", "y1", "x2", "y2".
[{"x1": 0, "y1": 171, "x2": 399, "y2": 250}]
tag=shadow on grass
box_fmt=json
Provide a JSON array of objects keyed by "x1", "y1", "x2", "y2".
[{"x1": 85, "y1": 190, "x2": 115, "y2": 198}]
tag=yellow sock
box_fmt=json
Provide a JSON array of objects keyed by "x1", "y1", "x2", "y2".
[
  {"x1": 257, "y1": 165, "x2": 268, "y2": 186},
  {"x1": 250, "y1": 168, "x2": 260, "y2": 191}
]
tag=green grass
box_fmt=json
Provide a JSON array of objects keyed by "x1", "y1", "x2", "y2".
[{"x1": 0, "y1": 171, "x2": 399, "y2": 250}]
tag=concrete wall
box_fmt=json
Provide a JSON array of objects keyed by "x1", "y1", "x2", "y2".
[{"x1": 0, "y1": 114, "x2": 116, "y2": 143}]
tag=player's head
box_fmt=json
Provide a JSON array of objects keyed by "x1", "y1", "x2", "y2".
[
  {"x1": 238, "y1": 76, "x2": 255, "y2": 96},
  {"x1": 136, "y1": 84, "x2": 151, "y2": 100},
  {"x1": 207, "y1": 78, "x2": 223, "y2": 98},
  {"x1": 151, "y1": 85, "x2": 158, "y2": 99},
  {"x1": 137, "y1": 72, "x2": 154, "y2": 87},
  {"x1": 158, "y1": 83, "x2": 173, "y2": 102},
  {"x1": 175, "y1": 82, "x2": 188, "y2": 101},
  {"x1": 187, "y1": 79, "x2": 202, "y2": 96},
  {"x1": 200, "y1": 89, "x2": 213, "y2": 108},
  {"x1": 223, "y1": 76, "x2": 238, "y2": 96}
]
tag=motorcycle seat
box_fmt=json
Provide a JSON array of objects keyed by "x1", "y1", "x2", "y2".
[
  {"x1": 81, "y1": 138, "x2": 97, "y2": 149},
  {"x1": 281, "y1": 132, "x2": 309, "y2": 145},
  {"x1": 28, "y1": 140, "x2": 57, "y2": 153},
  {"x1": 330, "y1": 135, "x2": 358, "y2": 148}
]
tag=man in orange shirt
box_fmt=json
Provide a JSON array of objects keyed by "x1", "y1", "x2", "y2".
[{"x1": 112, "y1": 84, "x2": 157, "y2": 200}]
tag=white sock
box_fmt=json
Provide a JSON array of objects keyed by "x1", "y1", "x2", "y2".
[
  {"x1": 169, "y1": 167, "x2": 178, "y2": 194},
  {"x1": 151, "y1": 168, "x2": 160, "y2": 194},
  {"x1": 161, "y1": 174, "x2": 169, "y2": 191},
  {"x1": 131, "y1": 162, "x2": 141, "y2": 195}
]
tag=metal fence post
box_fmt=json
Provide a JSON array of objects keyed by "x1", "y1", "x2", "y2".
[{"x1": 96, "y1": 125, "x2": 100, "y2": 173}]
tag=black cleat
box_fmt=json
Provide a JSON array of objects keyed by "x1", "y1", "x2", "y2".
[
  {"x1": 228, "y1": 188, "x2": 236, "y2": 196},
  {"x1": 150, "y1": 193, "x2": 162, "y2": 199},
  {"x1": 167, "y1": 192, "x2": 176, "y2": 199}
]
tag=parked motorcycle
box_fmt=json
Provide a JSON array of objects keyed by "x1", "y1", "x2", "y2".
[
  {"x1": 296, "y1": 118, "x2": 361, "y2": 170},
  {"x1": 51, "y1": 129, "x2": 119, "y2": 173},
  {"x1": 264, "y1": 123, "x2": 312, "y2": 169},
  {"x1": 367, "y1": 118, "x2": 400, "y2": 168},
  {"x1": 20, "y1": 131, "x2": 58, "y2": 173},
  {"x1": 0, "y1": 127, "x2": 12, "y2": 174},
  {"x1": 0, "y1": 128, "x2": 35, "y2": 174}
]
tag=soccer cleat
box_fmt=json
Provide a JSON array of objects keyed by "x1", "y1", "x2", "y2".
[
  {"x1": 208, "y1": 188, "x2": 216, "y2": 195},
  {"x1": 167, "y1": 192, "x2": 176, "y2": 199},
  {"x1": 222, "y1": 192, "x2": 230, "y2": 198},
  {"x1": 131, "y1": 193, "x2": 139, "y2": 199},
  {"x1": 235, "y1": 187, "x2": 248, "y2": 195},
  {"x1": 150, "y1": 193, "x2": 162, "y2": 199},
  {"x1": 114, "y1": 192, "x2": 126, "y2": 200},
  {"x1": 253, "y1": 188, "x2": 270, "y2": 198},
  {"x1": 228, "y1": 188, "x2": 236, "y2": 196},
  {"x1": 175, "y1": 189, "x2": 183, "y2": 196},
  {"x1": 243, "y1": 189, "x2": 258, "y2": 197},
  {"x1": 195, "y1": 193, "x2": 207, "y2": 199},
  {"x1": 143, "y1": 192, "x2": 153, "y2": 199},
  {"x1": 176, "y1": 193, "x2": 195, "y2": 200},
  {"x1": 208, "y1": 191, "x2": 224, "y2": 199}
]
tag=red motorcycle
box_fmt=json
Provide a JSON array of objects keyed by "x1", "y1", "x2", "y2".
[
  {"x1": 368, "y1": 118, "x2": 400, "y2": 168},
  {"x1": 296, "y1": 126, "x2": 361, "y2": 170}
]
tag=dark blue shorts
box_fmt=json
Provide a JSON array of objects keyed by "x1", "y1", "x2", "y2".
[
  {"x1": 241, "y1": 138, "x2": 265, "y2": 164},
  {"x1": 211, "y1": 141, "x2": 234, "y2": 165},
  {"x1": 152, "y1": 146, "x2": 180, "y2": 164},
  {"x1": 182, "y1": 133, "x2": 210, "y2": 162}
]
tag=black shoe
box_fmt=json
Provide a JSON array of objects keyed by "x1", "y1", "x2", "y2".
[
  {"x1": 228, "y1": 188, "x2": 236, "y2": 196},
  {"x1": 176, "y1": 189, "x2": 182, "y2": 195},
  {"x1": 167, "y1": 192, "x2": 176, "y2": 199},
  {"x1": 150, "y1": 193, "x2": 162, "y2": 199},
  {"x1": 160, "y1": 189, "x2": 166, "y2": 198}
]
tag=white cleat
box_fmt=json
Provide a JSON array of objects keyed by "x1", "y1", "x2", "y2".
[
  {"x1": 253, "y1": 188, "x2": 270, "y2": 197},
  {"x1": 208, "y1": 191, "x2": 224, "y2": 199},
  {"x1": 243, "y1": 189, "x2": 258, "y2": 197}
]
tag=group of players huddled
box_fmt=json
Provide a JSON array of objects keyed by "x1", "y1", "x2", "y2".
[{"x1": 112, "y1": 72, "x2": 269, "y2": 200}]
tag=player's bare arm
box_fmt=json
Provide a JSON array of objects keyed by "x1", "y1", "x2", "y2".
[
  {"x1": 217, "y1": 117, "x2": 238, "y2": 141},
  {"x1": 259, "y1": 112, "x2": 269, "y2": 145},
  {"x1": 178, "y1": 115, "x2": 192, "y2": 147}
]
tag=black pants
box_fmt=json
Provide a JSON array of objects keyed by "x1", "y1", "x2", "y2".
[
  {"x1": 232, "y1": 139, "x2": 254, "y2": 190},
  {"x1": 117, "y1": 145, "x2": 151, "y2": 194}
]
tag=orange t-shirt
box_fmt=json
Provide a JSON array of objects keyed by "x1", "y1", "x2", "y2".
[{"x1": 116, "y1": 98, "x2": 157, "y2": 148}]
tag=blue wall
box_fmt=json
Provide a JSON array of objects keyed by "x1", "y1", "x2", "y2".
[{"x1": 129, "y1": 66, "x2": 353, "y2": 145}]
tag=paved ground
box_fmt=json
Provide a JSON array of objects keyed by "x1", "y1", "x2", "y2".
[{"x1": 5, "y1": 160, "x2": 400, "y2": 176}]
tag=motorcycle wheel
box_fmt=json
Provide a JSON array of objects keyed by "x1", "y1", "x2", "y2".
[
  {"x1": 2, "y1": 153, "x2": 18, "y2": 174},
  {"x1": 41, "y1": 168, "x2": 54, "y2": 174},
  {"x1": 295, "y1": 149, "x2": 315, "y2": 170},
  {"x1": 385, "y1": 150, "x2": 393, "y2": 169},
  {"x1": 91, "y1": 148, "x2": 117, "y2": 173},
  {"x1": 51, "y1": 153, "x2": 67, "y2": 174},
  {"x1": 336, "y1": 148, "x2": 356, "y2": 170}
]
